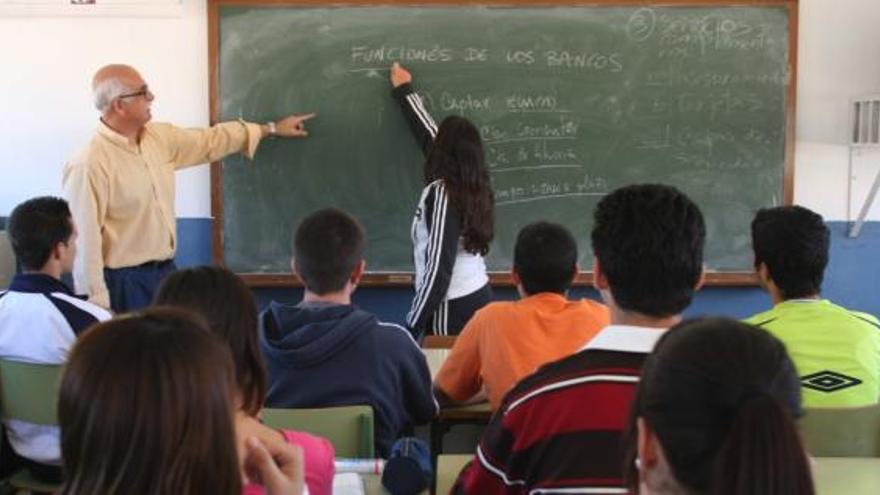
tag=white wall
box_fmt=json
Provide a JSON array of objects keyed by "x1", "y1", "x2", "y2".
[
  {"x1": 795, "y1": 0, "x2": 880, "y2": 221},
  {"x1": 1, "y1": 0, "x2": 879, "y2": 221},
  {"x1": 0, "y1": 0, "x2": 210, "y2": 216}
]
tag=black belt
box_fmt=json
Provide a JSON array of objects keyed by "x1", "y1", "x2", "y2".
[
  {"x1": 138, "y1": 259, "x2": 173, "y2": 268},
  {"x1": 111, "y1": 259, "x2": 174, "y2": 270}
]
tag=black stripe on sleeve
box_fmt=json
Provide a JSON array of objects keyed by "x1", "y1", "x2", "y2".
[
  {"x1": 44, "y1": 294, "x2": 100, "y2": 335},
  {"x1": 407, "y1": 183, "x2": 460, "y2": 335},
  {"x1": 392, "y1": 83, "x2": 438, "y2": 156}
]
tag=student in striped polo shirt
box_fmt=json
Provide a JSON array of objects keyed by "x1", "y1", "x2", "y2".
[{"x1": 453, "y1": 184, "x2": 706, "y2": 494}]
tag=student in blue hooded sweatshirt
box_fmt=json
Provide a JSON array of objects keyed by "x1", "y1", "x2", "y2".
[{"x1": 259, "y1": 208, "x2": 438, "y2": 457}]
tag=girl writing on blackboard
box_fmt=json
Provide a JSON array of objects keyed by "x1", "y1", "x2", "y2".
[{"x1": 390, "y1": 62, "x2": 494, "y2": 338}]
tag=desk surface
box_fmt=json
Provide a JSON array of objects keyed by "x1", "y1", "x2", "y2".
[
  {"x1": 423, "y1": 348, "x2": 492, "y2": 420},
  {"x1": 360, "y1": 474, "x2": 430, "y2": 495},
  {"x1": 355, "y1": 457, "x2": 880, "y2": 494},
  {"x1": 362, "y1": 474, "x2": 383, "y2": 494},
  {"x1": 814, "y1": 457, "x2": 880, "y2": 495},
  {"x1": 436, "y1": 454, "x2": 472, "y2": 495},
  {"x1": 424, "y1": 348, "x2": 449, "y2": 381},
  {"x1": 360, "y1": 464, "x2": 458, "y2": 495},
  {"x1": 419, "y1": 456, "x2": 880, "y2": 495}
]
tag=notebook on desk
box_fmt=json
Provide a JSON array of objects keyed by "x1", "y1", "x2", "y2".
[{"x1": 332, "y1": 472, "x2": 366, "y2": 495}]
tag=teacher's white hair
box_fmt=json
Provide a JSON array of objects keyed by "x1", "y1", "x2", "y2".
[{"x1": 92, "y1": 76, "x2": 130, "y2": 112}]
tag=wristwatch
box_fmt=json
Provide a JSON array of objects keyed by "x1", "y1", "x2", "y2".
[{"x1": 267, "y1": 121, "x2": 277, "y2": 136}]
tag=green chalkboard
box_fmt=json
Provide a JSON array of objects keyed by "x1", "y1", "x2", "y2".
[{"x1": 211, "y1": 1, "x2": 795, "y2": 283}]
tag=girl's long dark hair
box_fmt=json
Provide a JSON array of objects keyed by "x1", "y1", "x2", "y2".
[
  {"x1": 713, "y1": 393, "x2": 814, "y2": 495},
  {"x1": 623, "y1": 318, "x2": 814, "y2": 495},
  {"x1": 59, "y1": 308, "x2": 241, "y2": 495},
  {"x1": 425, "y1": 115, "x2": 494, "y2": 255},
  {"x1": 155, "y1": 266, "x2": 266, "y2": 417}
]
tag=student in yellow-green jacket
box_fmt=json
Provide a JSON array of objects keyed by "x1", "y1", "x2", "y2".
[{"x1": 745, "y1": 205, "x2": 880, "y2": 407}]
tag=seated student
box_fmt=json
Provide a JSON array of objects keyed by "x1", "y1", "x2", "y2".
[
  {"x1": 0, "y1": 196, "x2": 111, "y2": 482},
  {"x1": 745, "y1": 205, "x2": 880, "y2": 407},
  {"x1": 155, "y1": 266, "x2": 335, "y2": 495},
  {"x1": 259, "y1": 208, "x2": 437, "y2": 458},
  {"x1": 454, "y1": 184, "x2": 706, "y2": 494},
  {"x1": 434, "y1": 221, "x2": 609, "y2": 411},
  {"x1": 624, "y1": 318, "x2": 814, "y2": 495},
  {"x1": 58, "y1": 308, "x2": 304, "y2": 495}
]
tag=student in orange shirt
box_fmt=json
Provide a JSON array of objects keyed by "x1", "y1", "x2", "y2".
[{"x1": 433, "y1": 221, "x2": 610, "y2": 410}]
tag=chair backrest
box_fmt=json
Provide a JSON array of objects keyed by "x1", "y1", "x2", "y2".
[
  {"x1": 436, "y1": 454, "x2": 473, "y2": 495},
  {"x1": 0, "y1": 230, "x2": 15, "y2": 290},
  {"x1": 422, "y1": 335, "x2": 456, "y2": 349},
  {"x1": 800, "y1": 403, "x2": 880, "y2": 457},
  {"x1": 262, "y1": 405, "x2": 375, "y2": 458},
  {"x1": 0, "y1": 359, "x2": 62, "y2": 426}
]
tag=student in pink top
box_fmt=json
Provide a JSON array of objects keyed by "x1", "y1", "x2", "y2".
[{"x1": 156, "y1": 266, "x2": 335, "y2": 495}]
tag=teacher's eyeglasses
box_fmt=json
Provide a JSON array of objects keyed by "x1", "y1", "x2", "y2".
[{"x1": 118, "y1": 87, "x2": 154, "y2": 101}]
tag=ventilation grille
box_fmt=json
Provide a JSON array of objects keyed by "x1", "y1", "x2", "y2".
[{"x1": 852, "y1": 98, "x2": 880, "y2": 145}]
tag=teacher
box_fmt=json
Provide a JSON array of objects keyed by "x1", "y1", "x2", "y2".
[{"x1": 63, "y1": 64, "x2": 314, "y2": 312}]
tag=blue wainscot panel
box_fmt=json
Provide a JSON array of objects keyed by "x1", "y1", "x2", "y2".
[{"x1": 170, "y1": 219, "x2": 880, "y2": 324}]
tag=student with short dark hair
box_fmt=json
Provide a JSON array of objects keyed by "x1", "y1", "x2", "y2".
[
  {"x1": 290, "y1": 208, "x2": 366, "y2": 295},
  {"x1": 624, "y1": 318, "x2": 814, "y2": 495},
  {"x1": 0, "y1": 196, "x2": 111, "y2": 482},
  {"x1": 260, "y1": 208, "x2": 437, "y2": 457},
  {"x1": 59, "y1": 308, "x2": 305, "y2": 495},
  {"x1": 454, "y1": 184, "x2": 706, "y2": 494},
  {"x1": 155, "y1": 266, "x2": 335, "y2": 495},
  {"x1": 433, "y1": 221, "x2": 609, "y2": 411},
  {"x1": 745, "y1": 205, "x2": 880, "y2": 407},
  {"x1": 7, "y1": 197, "x2": 74, "y2": 271}
]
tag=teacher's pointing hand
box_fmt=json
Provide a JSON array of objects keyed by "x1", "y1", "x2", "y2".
[{"x1": 265, "y1": 113, "x2": 316, "y2": 138}]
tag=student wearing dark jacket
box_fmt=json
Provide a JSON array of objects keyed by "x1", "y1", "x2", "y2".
[{"x1": 260, "y1": 208, "x2": 437, "y2": 457}]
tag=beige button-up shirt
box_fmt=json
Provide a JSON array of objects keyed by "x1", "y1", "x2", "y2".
[{"x1": 63, "y1": 120, "x2": 262, "y2": 309}]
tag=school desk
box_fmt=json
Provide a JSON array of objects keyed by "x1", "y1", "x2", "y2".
[
  {"x1": 422, "y1": 456, "x2": 880, "y2": 495},
  {"x1": 424, "y1": 348, "x2": 492, "y2": 459}
]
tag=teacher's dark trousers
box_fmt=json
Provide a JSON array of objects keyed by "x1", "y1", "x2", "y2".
[{"x1": 104, "y1": 259, "x2": 176, "y2": 314}]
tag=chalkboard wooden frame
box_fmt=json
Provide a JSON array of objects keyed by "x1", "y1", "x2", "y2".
[{"x1": 208, "y1": 0, "x2": 798, "y2": 287}]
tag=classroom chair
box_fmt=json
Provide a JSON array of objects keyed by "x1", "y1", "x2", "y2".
[
  {"x1": 262, "y1": 405, "x2": 375, "y2": 458},
  {"x1": 0, "y1": 231, "x2": 14, "y2": 290},
  {"x1": 0, "y1": 359, "x2": 63, "y2": 494},
  {"x1": 800, "y1": 403, "x2": 880, "y2": 457},
  {"x1": 435, "y1": 454, "x2": 472, "y2": 495},
  {"x1": 422, "y1": 335, "x2": 456, "y2": 349}
]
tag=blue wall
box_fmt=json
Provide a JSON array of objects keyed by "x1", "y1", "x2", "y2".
[{"x1": 173, "y1": 218, "x2": 879, "y2": 323}]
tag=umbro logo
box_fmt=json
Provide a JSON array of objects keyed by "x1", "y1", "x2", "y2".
[{"x1": 801, "y1": 370, "x2": 863, "y2": 393}]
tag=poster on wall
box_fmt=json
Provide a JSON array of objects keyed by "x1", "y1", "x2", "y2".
[{"x1": 0, "y1": 0, "x2": 183, "y2": 16}]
